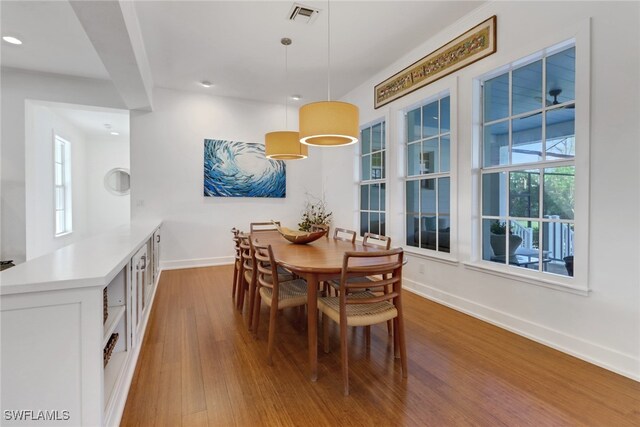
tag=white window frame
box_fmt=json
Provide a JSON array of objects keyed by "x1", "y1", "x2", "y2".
[
  {"x1": 401, "y1": 87, "x2": 458, "y2": 263},
  {"x1": 54, "y1": 134, "x2": 73, "y2": 237},
  {"x1": 467, "y1": 28, "x2": 591, "y2": 295},
  {"x1": 359, "y1": 119, "x2": 387, "y2": 237}
]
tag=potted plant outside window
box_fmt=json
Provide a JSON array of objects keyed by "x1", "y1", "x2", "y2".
[{"x1": 490, "y1": 220, "x2": 522, "y2": 257}]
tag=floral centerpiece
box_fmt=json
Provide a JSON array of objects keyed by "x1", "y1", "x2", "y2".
[{"x1": 298, "y1": 196, "x2": 332, "y2": 232}]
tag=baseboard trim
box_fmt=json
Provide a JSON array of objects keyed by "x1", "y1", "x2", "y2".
[
  {"x1": 403, "y1": 277, "x2": 640, "y2": 382},
  {"x1": 160, "y1": 256, "x2": 233, "y2": 270}
]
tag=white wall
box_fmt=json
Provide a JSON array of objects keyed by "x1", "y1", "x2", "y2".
[
  {"x1": 0, "y1": 68, "x2": 125, "y2": 263},
  {"x1": 324, "y1": 1, "x2": 640, "y2": 379},
  {"x1": 85, "y1": 134, "x2": 130, "y2": 232},
  {"x1": 131, "y1": 87, "x2": 324, "y2": 269},
  {"x1": 24, "y1": 102, "x2": 89, "y2": 260}
]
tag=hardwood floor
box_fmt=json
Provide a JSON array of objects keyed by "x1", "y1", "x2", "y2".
[{"x1": 121, "y1": 265, "x2": 640, "y2": 426}]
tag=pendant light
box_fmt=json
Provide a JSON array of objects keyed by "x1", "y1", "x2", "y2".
[
  {"x1": 265, "y1": 37, "x2": 308, "y2": 160},
  {"x1": 299, "y1": 0, "x2": 359, "y2": 147}
]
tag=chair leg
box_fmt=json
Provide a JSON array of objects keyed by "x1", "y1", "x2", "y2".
[
  {"x1": 267, "y1": 302, "x2": 278, "y2": 365},
  {"x1": 237, "y1": 276, "x2": 246, "y2": 311},
  {"x1": 236, "y1": 264, "x2": 245, "y2": 308},
  {"x1": 365, "y1": 325, "x2": 371, "y2": 347},
  {"x1": 340, "y1": 317, "x2": 349, "y2": 395},
  {"x1": 252, "y1": 292, "x2": 262, "y2": 338},
  {"x1": 385, "y1": 284, "x2": 392, "y2": 335},
  {"x1": 232, "y1": 262, "x2": 238, "y2": 299},
  {"x1": 397, "y1": 312, "x2": 408, "y2": 378},
  {"x1": 323, "y1": 312, "x2": 330, "y2": 353},
  {"x1": 247, "y1": 274, "x2": 257, "y2": 330},
  {"x1": 393, "y1": 317, "x2": 400, "y2": 359}
]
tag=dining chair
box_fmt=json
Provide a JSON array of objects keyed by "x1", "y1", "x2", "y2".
[
  {"x1": 327, "y1": 232, "x2": 392, "y2": 295},
  {"x1": 250, "y1": 221, "x2": 281, "y2": 233},
  {"x1": 320, "y1": 227, "x2": 357, "y2": 297},
  {"x1": 318, "y1": 248, "x2": 407, "y2": 395},
  {"x1": 239, "y1": 234, "x2": 293, "y2": 331},
  {"x1": 362, "y1": 232, "x2": 393, "y2": 335},
  {"x1": 238, "y1": 234, "x2": 255, "y2": 315},
  {"x1": 251, "y1": 238, "x2": 308, "y2": 365},
  {"x1": 231, "y1": 228, "x2": 242, "y2": 299},
  {"x1": 333, "y1": 227, "x2": 356, "y2": 243},
  {"x1": 363, "y1": 232, "x2": 392, "y2": 250}
]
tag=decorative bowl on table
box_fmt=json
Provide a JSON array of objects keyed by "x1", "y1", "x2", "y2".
[{"x1": 276, "y1": 226, "x2": 326, "y2": 244}]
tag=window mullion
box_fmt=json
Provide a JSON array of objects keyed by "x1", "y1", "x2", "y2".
[
  {"x1": 435, "y1": 178, "x2": 439, "y2": 250},
  {"x1": 417, "y1": 178, "x2": 422, "y2": 249},
  {"x1": 538, "y1": 168, "x2": 546, "y2": 271},
  {"x1": 508, "y1": 71, "x2": 513, "y2": 166},
  {"x1": 542, "y1": 56, "x2": 547, "y2": 162}
]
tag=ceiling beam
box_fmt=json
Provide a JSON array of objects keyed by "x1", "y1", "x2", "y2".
[{"x1": 69, "y1": 0, "x2": 153, "y2": 111}]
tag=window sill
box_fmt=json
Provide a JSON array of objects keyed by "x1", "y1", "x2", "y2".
[
  {"x1": 463, "y1": 261, "x2": 589, "y2": 296},
  {"x1": 55, "y1": 231, "x2": 73, "y2": 238},
  {"x1": 402, "y1": 246, "x2": 459, "y2": 266}
]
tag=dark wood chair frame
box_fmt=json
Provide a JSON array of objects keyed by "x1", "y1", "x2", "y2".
[
  {"x1": 333, "y1": 227, "x2": 356, "y2": 243},
  {"x1": 321, "y1": 248, "x2": 407, "y2": 395},
  {"x1": 251, "y1": 239, "x2": 307, "y2": 365},
  {"x1": 231, "y1": 228, "x2": 242, "y2": 299},
  {"x1": 238, "y1": 234, "x2": 261, "y2": 332}
]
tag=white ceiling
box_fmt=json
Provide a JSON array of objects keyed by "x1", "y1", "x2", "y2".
[
  {"x1": 0, "y1": 1, "x2": 109, "y2": 80},
  {"x1": 1, "y1": 0, "x2": 485, "y2": 105},
  {"x1": 45, "y1": 103, "x2": 130, "y2": 139},
  {"x1": 134, "y1": 1, "x2": 485, "y2": 103}
]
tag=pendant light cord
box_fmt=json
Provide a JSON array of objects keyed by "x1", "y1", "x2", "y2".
[
  {"x1": 285, "y1": 42, "x2": 289, "y2": 127},
  {"x1": 327, "y1": 0, "x2": 331, "y2": 101}
]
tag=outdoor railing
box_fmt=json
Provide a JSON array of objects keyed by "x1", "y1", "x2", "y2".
[{"x1": 514, "y1": 217, "x2": 573, "y2": 261}]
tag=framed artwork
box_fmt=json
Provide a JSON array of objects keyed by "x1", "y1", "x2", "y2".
[
  {"x1": 204, "y1": 139, "x2": 286, "y2": 198},
  {"x1": 375, "y1": 15, "x2": 497, "y2": 108}
]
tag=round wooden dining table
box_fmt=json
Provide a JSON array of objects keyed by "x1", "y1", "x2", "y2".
[{"x1": 251, "y1": 230, "x2": 395, "y2": 381}]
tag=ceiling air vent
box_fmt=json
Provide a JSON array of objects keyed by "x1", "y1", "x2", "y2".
[{"x1": 288, "y1": 3, "x2": 320, "y2": 24}]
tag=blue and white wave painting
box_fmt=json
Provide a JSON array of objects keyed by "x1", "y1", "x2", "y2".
[{"x1": 204, "y1": 139, "x2": 286, "y2": 198}]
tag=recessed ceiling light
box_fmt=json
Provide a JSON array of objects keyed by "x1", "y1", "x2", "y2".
[
  {"x1": 291, "y1": 95, "x2": 302, "y2": 101},
  {"x1": 110, "y1": 131, "x2": 120, "y2": 136},
  {"x1": 200, "y1": 80, "x2": 213, "y2": 88},
  {"x1": 3, "y1": 36, "x2": 22, "y2": 45}
]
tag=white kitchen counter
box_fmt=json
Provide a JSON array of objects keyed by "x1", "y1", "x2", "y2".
[
  {"x1": 0, "y1": 220, "x2": 161, "y2": 295},
  {"x1": 1, "y1": 220, "x2": 162, "y2": 426}
]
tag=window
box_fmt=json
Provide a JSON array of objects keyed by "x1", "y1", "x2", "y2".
[
  {"x1": 360, "y1": 121, "x2": 386, "y2": 236},
  {"x1": 405, "y1": 94, "x2": 451, "y2": 253},
  {"x1": 54, "y1": 135, "x2": 72, "y2": 236},
  {"x1": 480, "y1": 46, "x2": 575, "y2": 277}
]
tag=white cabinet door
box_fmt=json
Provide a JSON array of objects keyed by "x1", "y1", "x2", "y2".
[
  {"x1": 152, "y1": 229, "x2": 161, "y2": 283},
  {"x1": 130, "y1": 245, "x2": 147, "y2": 347}
]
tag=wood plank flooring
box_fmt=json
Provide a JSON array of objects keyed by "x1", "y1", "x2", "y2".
[{"x1": 121, "y1": 265, "x2": 640, "y2": 426}]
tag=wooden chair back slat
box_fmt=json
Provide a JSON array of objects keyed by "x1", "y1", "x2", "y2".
[
  {"x1": 338, "y1": 248, "x2": 404, "y2": 306},
  {"x1": 333, "y1": 227, "x2": 356, "y2": 243},
  {"x1": 250, "y1": 221, "x2": 281, "y2": 232},
  {"x1": 239, "y1": 234, "x2": 254, "y2": 272},
  {"x1": 252, "y1": 239, "x2": 278, "y2": 292},
  {"x1": 363, "y1": 232, "x2": 391, "y2": 250},
  {"x1": 232, "y1": 228, "x2": 242, "y2": 260}
]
